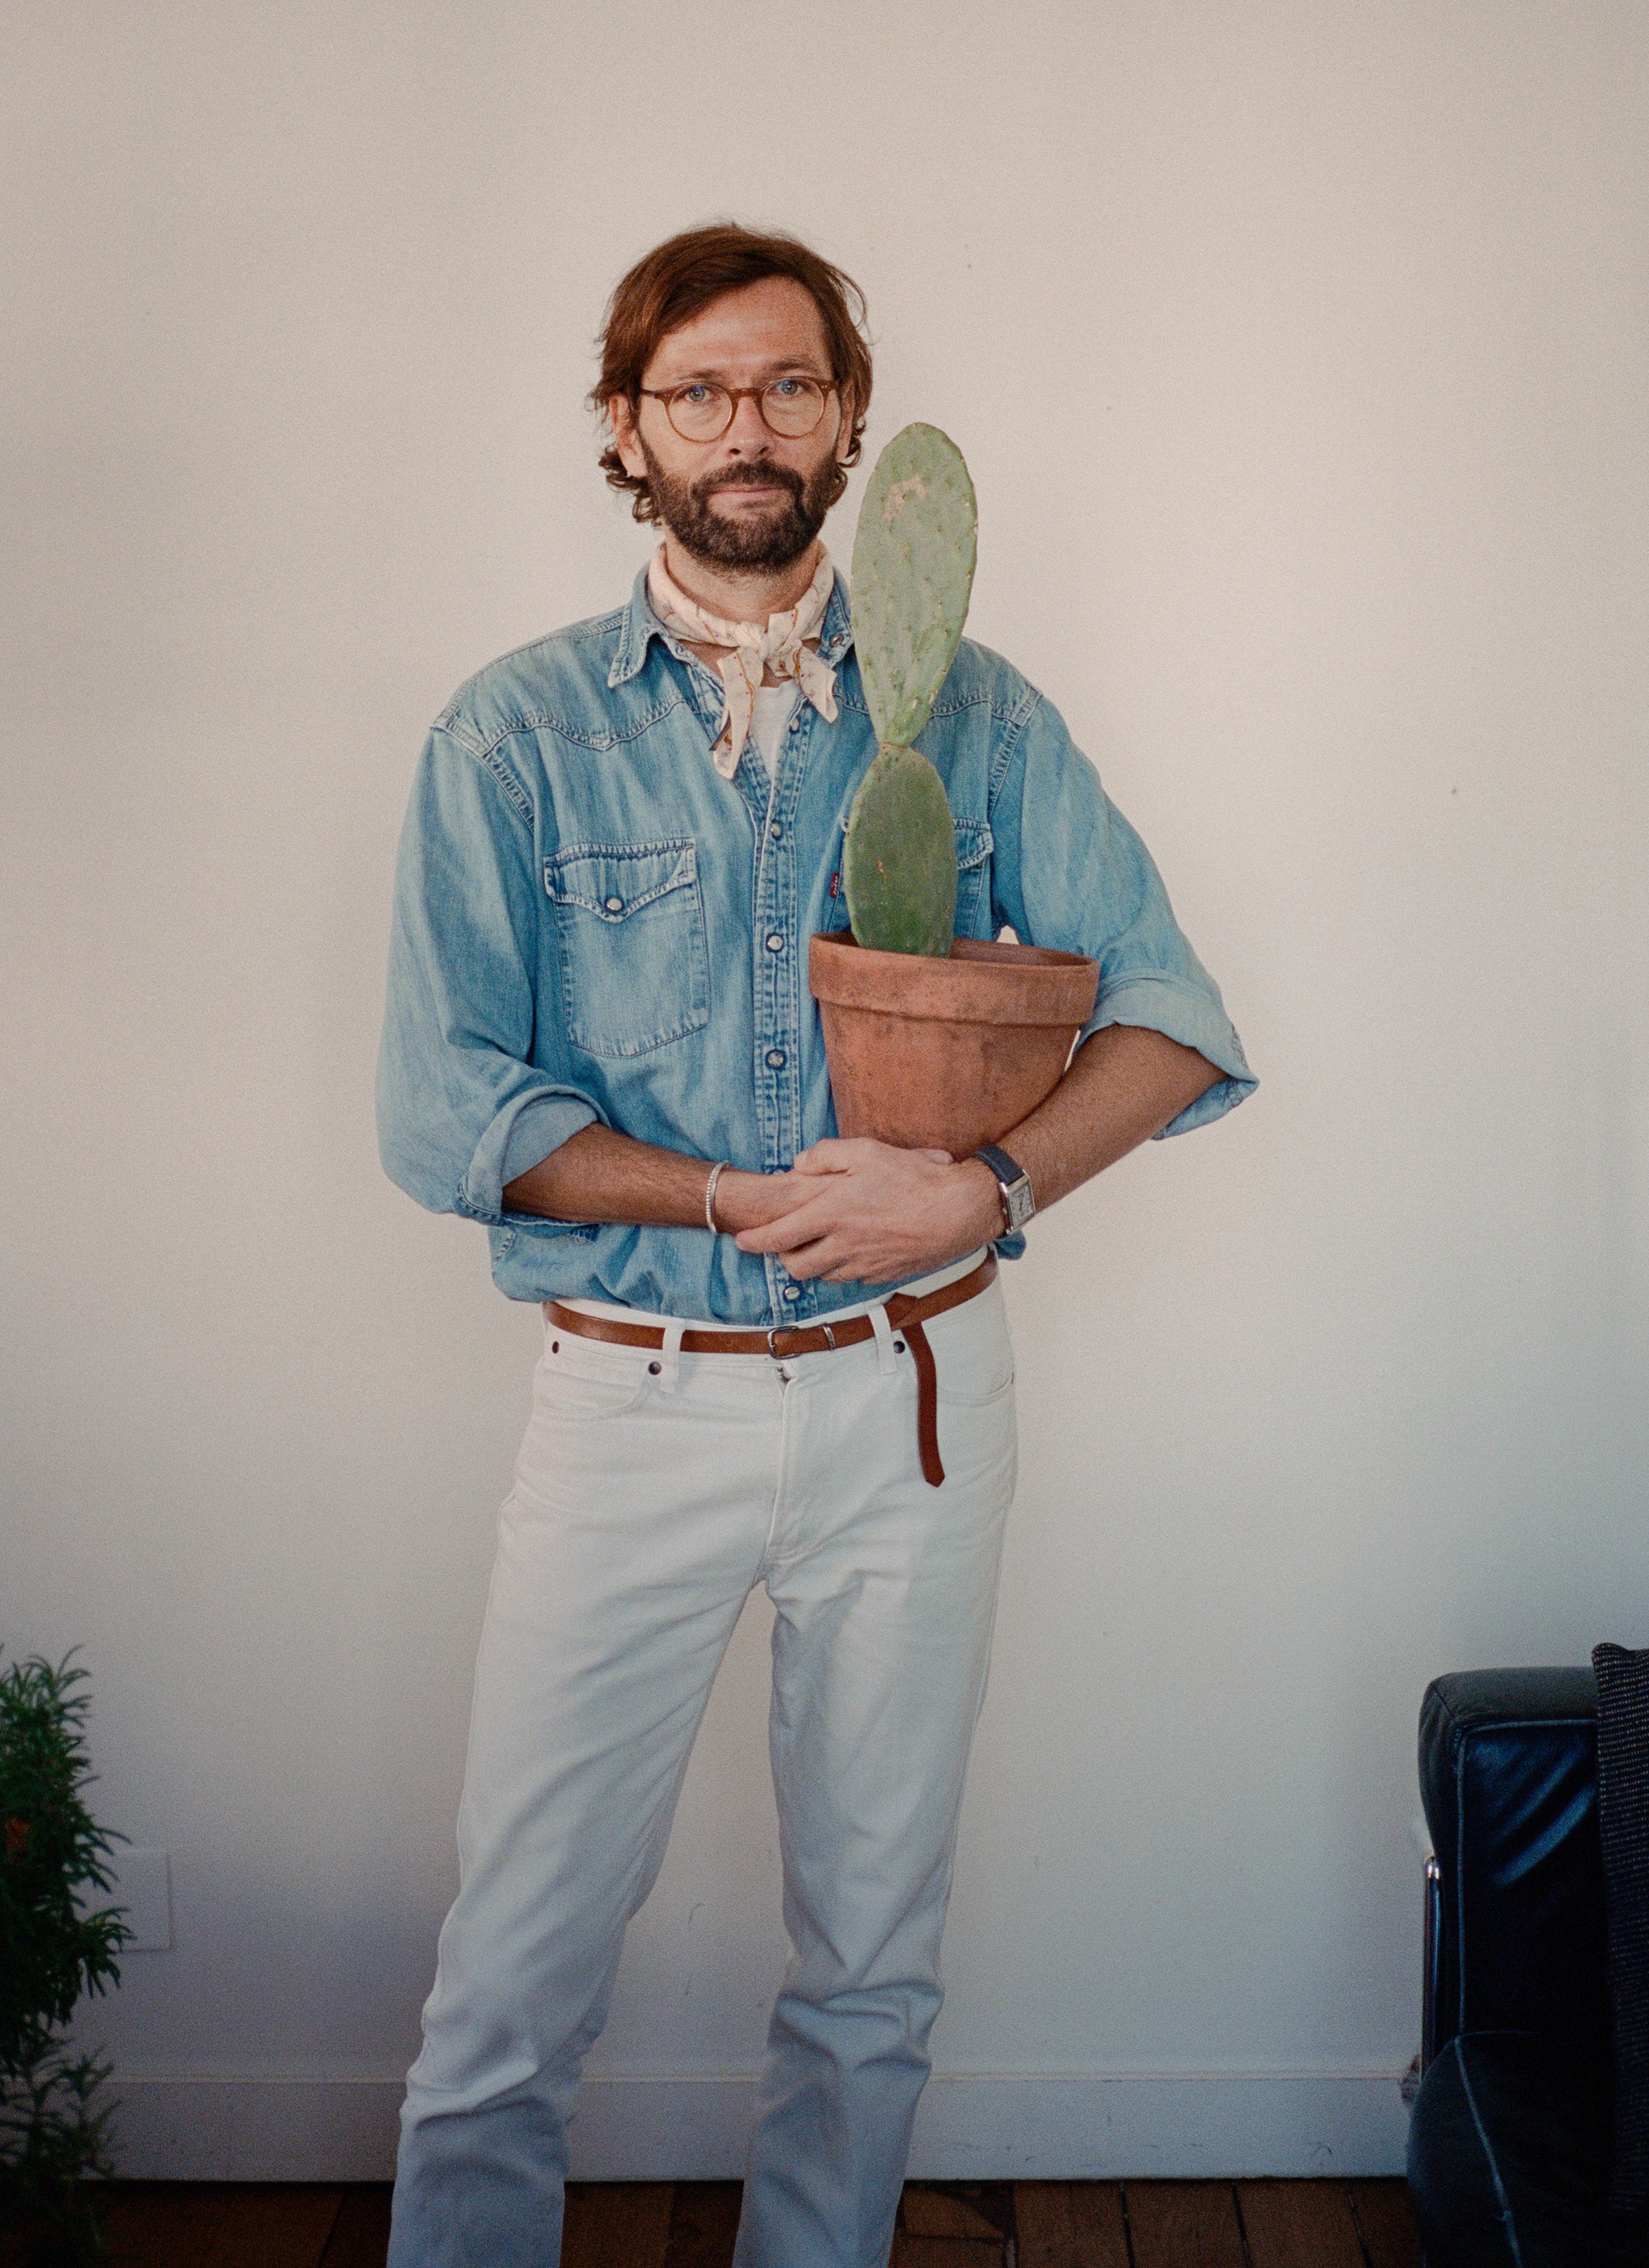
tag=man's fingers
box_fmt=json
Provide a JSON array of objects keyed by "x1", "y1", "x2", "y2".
[
  {"x1": 737, "y1": 1139, "x2": 963, "y2": 1269},
  {"x1": 747, "y1": 1173, "x2": 824, "y2": 1222},
  {"x1": 778, "y1": 1240, "x2": 899, "y2": 1285},
  {"x1": 791, "y1": 1139, "x2": 866, "y2": 1176},
  {"x1": 734, "y1": 1190, "x2": 844, "y2": 1253},
  {"x1": 774, "y1": 1243, "x2": 836, "y2": 1281},
  {"x1": 777, "y1": 1234, "x2": 910, "y2": 1285}
]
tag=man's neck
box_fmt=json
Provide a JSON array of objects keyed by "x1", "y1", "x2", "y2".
[{"x1": 658, "y1": 535, "x2": 826, "y2": 627}]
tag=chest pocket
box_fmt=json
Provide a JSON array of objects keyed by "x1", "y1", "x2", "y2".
[
  {"x1": 543, "y1": 838, "x2": 709, "y2": 1059},
  {"x1": 953, "y1": 819, "x2": 995, "y2": 938}
]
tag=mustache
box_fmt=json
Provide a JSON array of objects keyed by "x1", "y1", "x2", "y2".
[{"x1": 693, "y1": 462, "x2": 805, "y2": 502}]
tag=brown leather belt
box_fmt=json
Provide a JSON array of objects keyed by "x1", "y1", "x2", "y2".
[{"x1": 543, "y1": 1254, "x2": 998, "y2": 1489}]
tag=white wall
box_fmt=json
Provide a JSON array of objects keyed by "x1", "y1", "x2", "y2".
[{"x1": 6, "y1": 0, "x2": 1646, "y2": 2180}]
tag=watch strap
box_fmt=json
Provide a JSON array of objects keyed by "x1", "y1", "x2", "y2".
[{"x1": 971, "y1": 1144, "x2": 1035, "y2": 1232}]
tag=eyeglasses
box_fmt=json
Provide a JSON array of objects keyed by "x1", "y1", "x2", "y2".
[{"x1": 638, "y1": 376, "x2": 836, "y2": 443}]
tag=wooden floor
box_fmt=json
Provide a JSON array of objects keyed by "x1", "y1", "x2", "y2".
[{"x1": 93, "y1": 2177, "x2": 1423, "y2": 2266}]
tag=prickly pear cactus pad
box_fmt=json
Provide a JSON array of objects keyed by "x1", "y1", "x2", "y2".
[
  {"x1": 851, "y1": 423, "x2": 978, "y2": 750},
  {"x1": 842, "y1": 424, "x2": 976, "y2": 955},
  {"x1": 843, "y1": 745, "x2": 958, "y2": 958}
]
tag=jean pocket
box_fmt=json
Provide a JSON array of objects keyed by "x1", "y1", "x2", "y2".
[
  {"x1": 533, "y1": 1333, "x2": 651, "y2": 1422},
  {"x1": 544, "y1": 837, "x2": 710, "y2": 1058},
  {"x1": 930, "y1": 1289, "x2": 1016, "y2": 1405}
]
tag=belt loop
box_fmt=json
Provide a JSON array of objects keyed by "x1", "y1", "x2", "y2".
[
  {"x1": 867, "y1": 1300, "x2": 897, "y2": 1378},
  {"x1": 658, "y1": 1320, "x2": 684, "y2": 1393}
]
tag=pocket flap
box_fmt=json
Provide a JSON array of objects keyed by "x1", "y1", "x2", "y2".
[
  {"x1": 954, "y1": 819, "x2": 993, "y2": 871},
  {"x1": 544, "y1": 838, "x2": 698, "y2": 922}
]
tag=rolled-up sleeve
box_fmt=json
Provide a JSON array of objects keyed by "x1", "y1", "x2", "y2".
[
  {"x1": 988, "y1": 689, "x2": 1256, "y2": 1137},
  {"x1": 376, "y1": 727, "x2": 602, "y2": 1223}
]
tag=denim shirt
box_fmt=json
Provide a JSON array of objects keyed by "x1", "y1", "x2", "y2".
[{"x1": 377, "y1": 564, "x2": 1255, "y2": 1322}]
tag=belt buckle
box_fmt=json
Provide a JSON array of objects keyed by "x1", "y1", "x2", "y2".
[{"x1": 765, "y1": 1322, "x2": 835, "y2": 1359}]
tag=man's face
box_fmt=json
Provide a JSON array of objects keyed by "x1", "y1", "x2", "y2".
[{"x1": 611, "y1": 276, "x2": 852, "y2": 574}]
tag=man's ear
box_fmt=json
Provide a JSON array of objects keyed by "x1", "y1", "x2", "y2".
[
  {"x1": 834, "y1": 383, "x2": 855, "y2": 464},
  {"x1": 609, "y1": 395, "x2": 646, "y2": 480}
]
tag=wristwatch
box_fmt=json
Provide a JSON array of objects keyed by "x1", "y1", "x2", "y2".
[{"x1": 971, "y1": 1144, "x2": 1035, "y2": 1234}]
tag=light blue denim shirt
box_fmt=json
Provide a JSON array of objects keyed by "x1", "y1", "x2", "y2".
[{"x1": 377, "y1": 564, "x2": 1255, "y2": 1322}]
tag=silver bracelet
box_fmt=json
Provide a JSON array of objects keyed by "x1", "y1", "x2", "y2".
[{"x1": 704, "y1": 1160, "x2": 729, "y2": 1234}]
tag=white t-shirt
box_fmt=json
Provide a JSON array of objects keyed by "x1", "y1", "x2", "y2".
[{"x1": 748, "y1": 680, "x2": 801, "y2": 778}]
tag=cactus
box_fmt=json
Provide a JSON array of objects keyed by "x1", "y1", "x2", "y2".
[
  {"x1": 844, "y1": 425, "x2": 977, "y2": 957},
  {"x1": 842, "y1": 744, "x2": 958, "y2": 957},
  {"x1": 851, "y1": 423, "x2": 978, "y2": 748}
]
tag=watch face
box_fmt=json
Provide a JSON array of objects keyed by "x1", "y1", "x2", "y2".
[{"x1": 1004, "y1": 1178, "x2": 1035, "y2": 1231}]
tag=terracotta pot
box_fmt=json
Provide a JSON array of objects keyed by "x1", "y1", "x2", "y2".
[{"x1": 808, "y1": 932, "x2": 1101, "y2": 1155}]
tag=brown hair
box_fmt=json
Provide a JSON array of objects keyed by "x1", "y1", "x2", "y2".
[{"x1": 590, "y1": 223, "x2": 874, "y2": 524}]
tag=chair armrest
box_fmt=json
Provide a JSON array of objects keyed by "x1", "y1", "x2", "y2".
[{"x1": 1419, "y1": 1666, "x2": 1608, "y2": 2064}]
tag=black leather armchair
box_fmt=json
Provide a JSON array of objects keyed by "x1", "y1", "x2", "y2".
[{"x1": 1406, "y1": 1667, "x2": 1647, "y2": 2266}]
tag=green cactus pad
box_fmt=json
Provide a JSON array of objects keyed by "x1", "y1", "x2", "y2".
[
  {"x1": 851, "y1": 423, "x2": 978, "y2": 751},
  {"x1": 843, "y1": 744, "x2": 958, "y2": 958}
]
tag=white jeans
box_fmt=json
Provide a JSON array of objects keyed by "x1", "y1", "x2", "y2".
[{"x1": 388, "y1": 1276, "x2": 1017, "y2": 2268}]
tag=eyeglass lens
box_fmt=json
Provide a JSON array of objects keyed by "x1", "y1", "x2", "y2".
[{"x1": 667, "y1": 379, "x2": 828, "y2": 442}]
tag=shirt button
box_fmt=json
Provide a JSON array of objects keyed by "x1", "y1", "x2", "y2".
[
  {"x1": 604, "y1": 896, "x2": 623, "y2": 913},
  {"x1": 788, "y1": 716, "x2": 800, "y2": 733},
  {"x1": 765, "y1": 933, "x2": 785, "y2": 953},
  {"x1": 766, "y1": 1048, "x2": 786, "y2": 1069},
  {"x1": 782, "y1": 1285, "x2": 801, "y2": 1303},
  {"x1": 770, "y1": 821, "x2": 783, "y2": 841}
]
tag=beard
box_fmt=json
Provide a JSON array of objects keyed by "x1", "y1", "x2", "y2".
[{"x1": 638, "y1": 438, "x2": 842, "y2": 571}]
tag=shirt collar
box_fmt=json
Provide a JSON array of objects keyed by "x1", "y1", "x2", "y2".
[{"x1": 607, "y1": 555, "x2": 855, "y2": 688}]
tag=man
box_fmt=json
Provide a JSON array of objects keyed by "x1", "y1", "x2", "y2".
[{"x1": 377, "y1": 223, "x2": 1253, "y2": 2268}]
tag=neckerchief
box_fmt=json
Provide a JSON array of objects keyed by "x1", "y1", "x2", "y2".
[{"x1": 647, "y1": 545, "x2": 838, "y2": 779}]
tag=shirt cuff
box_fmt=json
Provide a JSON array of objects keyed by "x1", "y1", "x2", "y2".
[
  {"x1": 457, "y1": 1089, "x2": 603, "y2": 1226},
  {"x1": 1079, "y1": 970, "x2": 1257, "y2": 1137}
]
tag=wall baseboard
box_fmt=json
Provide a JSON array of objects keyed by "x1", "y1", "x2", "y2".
[{"x1": 103, "y1": 2068, "x2": 1411, "y2": 2181}]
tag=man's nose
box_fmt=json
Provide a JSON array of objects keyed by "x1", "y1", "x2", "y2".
[{"x1": 723, "y1": 391, "x2": 772, "y2": 450}]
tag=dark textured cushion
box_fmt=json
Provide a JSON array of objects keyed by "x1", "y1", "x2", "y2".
[
  {"x1": 1593, "y1": 1642, "x2": 1649, "y2": 2216},
  {"x1": 1406, "y1": 2031, "x2": 1646, "y2": 2267}
]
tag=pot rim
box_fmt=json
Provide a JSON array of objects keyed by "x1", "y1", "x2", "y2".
[{"x1": 808, "y1": 929, "x2": 1099, "y2": 1027}]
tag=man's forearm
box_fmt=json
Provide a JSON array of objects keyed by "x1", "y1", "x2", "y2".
[
  {"x1": 977, "y1": 1021, "x2": 1223, "y2": 1216},
  {"x1": 501, "y1": 1124, "x2": 803, "y2": 1236},
  {"x1": 503, "y1": 1025, "x2": 1223, "y2": 1283}
]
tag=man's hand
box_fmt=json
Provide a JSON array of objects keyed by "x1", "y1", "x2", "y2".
[
  {"x1": 734, "y1": 1025, "x2": 1223, "y2": 1282},
  {"x1": 732, "y1": 1139, "x2": 1003, "y2": 1284}
]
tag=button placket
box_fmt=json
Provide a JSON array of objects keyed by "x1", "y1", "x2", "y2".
[
  {"x1": 677, "y1": 654, "x2": 726, "y2": 743},
  {"x1": 752, "y1": 712, "x2": 813, "y2": 1321}
]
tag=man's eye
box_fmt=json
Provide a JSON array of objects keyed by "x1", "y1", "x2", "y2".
[
  {"x1": 678, "y1": 384, "x2": 715, "y2": 405},
  {"x1": 770, "y1": 379, "x2": 803, "y2": 399}
]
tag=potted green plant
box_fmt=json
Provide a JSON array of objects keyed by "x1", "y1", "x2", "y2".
[
  {"x1": 1, "y1": 1650, "x2": 130, "y2": 2268},
  {"x1": 808, "y1": 424, "x2": 1100, "y2": 1155}
]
